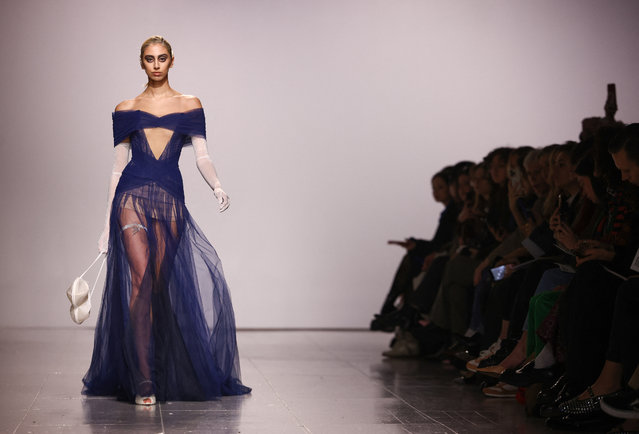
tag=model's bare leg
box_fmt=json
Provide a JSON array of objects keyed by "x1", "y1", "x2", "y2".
[{"x1": 121, "y1": 209, "x2": 152, "y2": 397}]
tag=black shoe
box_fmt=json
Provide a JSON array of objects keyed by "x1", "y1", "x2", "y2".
[
  {"x1": 539, "y1": 382, "x2": 582, "y2": 418},
  {"x1": 370, "y1": 317, "x2": 395, "y2": 332},
  {"x1": 545, "y1": 412, "x2": 619, "y2": 432},
  {"x1": 601, "y1": 388, "x2": 639, "y2": 420},
  {"x1": 500, "y1": 362, "x2": 562, "y2": 388},
  {"x1": 452, "y1": 334, "x2": 482, "y2": 357},
  {"x1": 450, "y1": 349, "x2": 477, "y2": 371},
  {"x1": 411, "y1": 323, "x2": 449, "y2": 358},
  {"x1": 370, "y1": 307, "x2": 420, "y2": 332},
  {"x1": 559, "y1": 386, "x2": 604, "y2": 416},
  {"x1": 537, "y1": 374, "x2": 567, "y2": 406}
]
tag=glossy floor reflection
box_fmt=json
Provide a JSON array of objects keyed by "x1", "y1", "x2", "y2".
[{"x1": 0, "y1": 329, "x2": 567, "y2": 433}]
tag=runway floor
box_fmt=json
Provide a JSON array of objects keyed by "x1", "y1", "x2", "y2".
[{"x1": 0, "y1": 328, "x2": 564, "y2": 433}]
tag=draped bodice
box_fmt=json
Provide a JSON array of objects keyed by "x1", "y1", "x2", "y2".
[{"x1": 112, "y1": 108, "x2": 206, "y2": 201}]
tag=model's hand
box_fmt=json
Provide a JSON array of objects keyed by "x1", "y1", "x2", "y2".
[{"x1": 214, "y1": 187, "x2": 230, "y2": 212}]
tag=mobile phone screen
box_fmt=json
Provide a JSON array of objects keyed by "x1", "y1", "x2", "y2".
[{"x1": 490, "y1": 265, "x2": 507, "y2": 281}]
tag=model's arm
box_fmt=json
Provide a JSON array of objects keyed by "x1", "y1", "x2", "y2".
[
  {"x1": 98, "y1": 142, "x2": 131, "y2": 252},
  {"x1": 192, "y1": 136, "x2": 230, "y2": 212}
]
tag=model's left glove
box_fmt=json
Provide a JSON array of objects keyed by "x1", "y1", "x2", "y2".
[{"x1": 191, "y1": 136, "x2": 230, "y2": 212}]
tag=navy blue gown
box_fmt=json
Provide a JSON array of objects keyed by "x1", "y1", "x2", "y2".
[{"x1": 82, "y1": 108, "x2": 251, "y2": 402}]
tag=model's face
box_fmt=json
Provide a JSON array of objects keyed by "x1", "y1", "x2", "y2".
[
  {"x1": 612, "y1": 149, "x2": 639, "y2": 186},
  {"x1": 141, "y1": 44, "x2": 173, "y2": 81},
  {"x1": 431, "y1": 176, "x2": 450, "y2": 204}
]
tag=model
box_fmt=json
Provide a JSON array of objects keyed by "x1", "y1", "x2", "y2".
[{"x1": 82, "y1": 35, "x2": 251, "y2": 405}]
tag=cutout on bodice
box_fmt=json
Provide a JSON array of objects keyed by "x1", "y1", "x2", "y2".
[{"x1": 144, "y1": 128, "x2": 174, "y2": 160}]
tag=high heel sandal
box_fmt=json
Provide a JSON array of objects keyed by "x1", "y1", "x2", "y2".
[
  {"x1": 135, "y1": 380, "x2": 156, "y2": 406},
  {"x1": 135, "y1": 394, "x2": 156, "y2": 406}
]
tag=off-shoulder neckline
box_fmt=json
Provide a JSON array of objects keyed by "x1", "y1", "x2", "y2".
[{"x1": 113, "y1": 107, "x2": 204, "y2": 118}]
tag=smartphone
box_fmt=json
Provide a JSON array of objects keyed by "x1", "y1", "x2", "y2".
[
  {"x1": 490, "y1": 265, "x2": 507, "y2": 281},
  {"x1": 558, "y1": 194, "x2": 569, "y2": 220}
]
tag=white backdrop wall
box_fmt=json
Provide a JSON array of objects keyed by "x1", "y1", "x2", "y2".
[{"x1": 1, "y1": 0, "x2": 638, "y2": 328}]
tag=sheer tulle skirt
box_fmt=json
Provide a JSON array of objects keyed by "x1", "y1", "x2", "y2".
[{"x1": 82, "y1": 182, "x2": 250, "y2": 401}]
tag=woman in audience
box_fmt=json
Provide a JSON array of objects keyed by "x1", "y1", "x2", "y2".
[{"x1": 371, "y1": 168, "x2": 459, "y2": 331}]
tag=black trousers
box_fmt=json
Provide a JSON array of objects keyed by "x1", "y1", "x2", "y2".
[
  {"x1": 410, "y1": 255, "x2": 449, "y2": 314},
  {"x1": 380, "y1": 252, "x2": 424, "y2": 315},
  {"x1": 559, "y1": 261, "x2": 623, "y2": 391},
  {"x1": 606, "y1": 277, "x2": 639, "y2": 383}
]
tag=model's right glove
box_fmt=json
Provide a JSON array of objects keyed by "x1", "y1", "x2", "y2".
[{"x1": 98, "y1": 142, "x2": 130, "y2": 253}]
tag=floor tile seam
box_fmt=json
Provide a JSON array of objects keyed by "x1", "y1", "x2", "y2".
[
  {"x1": 345, "y1": 357, "x2": 462, "y2": 433},
  {"x1": 158, "y1": 401, "x2": 166, "y2": 434},
  {"x1": 393, "y1": 395, "x2": 460, "y2": 433},
  {"x1": 471, "y1": 409, "x2": 498, "y2": 424},
  {"x1": 391, "y1": 412, "x2": 429, "y2": 433},
  {"x1": 449, "y1": 411, "x2": 485, "y2": 428},
  {"x1": 445, "y1": 409, "x2": 500, "y2": 426},
  {"x1": 335, "y1": 353, "x2": 460, "y2": 434},
  {"x1": 247, "y1": 357, "x2": 312, "y2": 433},
  {"x1": 12, "y1": 374, "x2": 46, "y2": 434}
]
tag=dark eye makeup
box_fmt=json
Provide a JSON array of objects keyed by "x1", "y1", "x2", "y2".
[{"x1": 144, "y1": 55, "x2": 169, "y2": 62}]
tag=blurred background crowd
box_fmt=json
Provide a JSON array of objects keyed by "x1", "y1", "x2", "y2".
[{"x1": 370, "y1": 84, "x2": 639, "y2": 432}]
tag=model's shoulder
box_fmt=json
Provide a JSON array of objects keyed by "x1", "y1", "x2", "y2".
[
  {"x1": 177, "y1": 94, "x2": 203, "y2": 111},
  {"x1": 114, "y1": 99, "x2": 137, "y2": 112}
]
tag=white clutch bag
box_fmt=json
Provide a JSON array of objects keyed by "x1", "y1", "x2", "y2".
[{"x1": 66, "y1": 252, "x2": 106, "y2": 324}]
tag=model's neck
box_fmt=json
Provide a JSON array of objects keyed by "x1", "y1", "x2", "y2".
[{"x1": 143, "y1": 79, "x2": 173, "y2": 98}]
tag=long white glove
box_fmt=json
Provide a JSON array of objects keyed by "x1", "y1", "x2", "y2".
[
  {"x1": 98, "y1": 142, "x2": 131, "y2": 253},
  {"x1": 192, "y1": 136, "x2": 230, "y2": 212}
]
